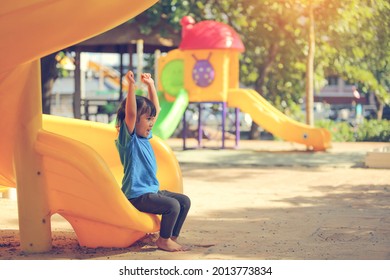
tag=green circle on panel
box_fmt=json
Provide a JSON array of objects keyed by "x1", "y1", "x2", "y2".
[{"x1": 160, "y1": 59, "x2": 184, "y2": 97}]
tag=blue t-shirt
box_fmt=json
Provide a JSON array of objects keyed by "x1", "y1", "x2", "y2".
[{"x1": 115, "y1": 122, "x2": 159, "y2": 199}]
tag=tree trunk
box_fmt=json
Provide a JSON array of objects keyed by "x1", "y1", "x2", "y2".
[
  {"x1": 40, "y1": 53, "x2": 59, "y2": 114},
  {"x1": 377, "y1": 101, "x2": 384, "y2": 120},
  {"x1": 305, "y1": 1, "x2": 315, "y2": 126},
  {"x1": 249, "y1": 123, "x2": 261, "y2": 139}
]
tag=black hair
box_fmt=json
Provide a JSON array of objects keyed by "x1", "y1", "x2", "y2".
[{"x1": 115, "y1": 95, "x2": 156, "y2": 129}]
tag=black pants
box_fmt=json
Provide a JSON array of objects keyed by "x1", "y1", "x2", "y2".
[{"x1": 130, "y1": 190, "x2": 191, "y2": 239}]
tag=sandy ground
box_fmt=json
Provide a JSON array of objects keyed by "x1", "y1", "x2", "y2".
[{"x1": 1, "y1": 139, "x2": 390, "y2": 260}]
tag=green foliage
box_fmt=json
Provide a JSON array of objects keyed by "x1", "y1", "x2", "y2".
[
  {"x1": 316, "y1": 119, "x2": 390, "y2": 142},
  {"x1": 130, "y1": 1, "x2": 208, "y2": 33},
  {"x1": 355, "y1": 119, "x2": 390, "y2": 142},
  {"x1": 323, "y1": 0, "x2": 390, "y2": 105},
  {"x1": 316, "y1": 119, "x2": 356, "y2": 142},
  {"x1": 55, "y1": 51, "x2": 71, "y2": 78}
]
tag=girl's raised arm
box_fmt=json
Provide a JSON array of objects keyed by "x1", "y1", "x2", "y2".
[
  {"x1": 141, "y1": 73, "x2": 160, "y2": 119},
  {"x1": 124, "y1": 71, "x2": 137, "y2": 133}
]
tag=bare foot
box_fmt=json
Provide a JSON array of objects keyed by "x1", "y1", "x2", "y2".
[{"x1": 156, "y1": 237, "x2": 190, "y2": 252}]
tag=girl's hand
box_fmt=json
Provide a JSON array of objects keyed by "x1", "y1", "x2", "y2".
[
  {"x1": 126, "y1": 71, "x2": 136, "y2": 85},
  {"x1": 141, "y1": 73, "x2": 154, "y2": 86}
]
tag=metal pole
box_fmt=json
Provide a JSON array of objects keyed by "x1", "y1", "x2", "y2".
[
  {"x1": 73, "y1": 49, "x2": 81, "y2": 119},
  {"x1": 198, "y1": 103, "x2": 202, "y2": 148},
  {"x1": 221, "y1": 102, "x2": 226, "y2": 149},
  {"x1": 235, "y1": 108, "x2": 240, "y2": 148},
  {"x1": 182, "y1": 108, "x2": 187, "y2": 150}
]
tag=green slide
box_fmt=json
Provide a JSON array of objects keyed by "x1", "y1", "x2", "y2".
[
  {"x1": 152, "y1": 57, "x2": 188, "y2": 139},
  {"x1": 153, "y1": 89, "x2": 189, "y2": 139}
]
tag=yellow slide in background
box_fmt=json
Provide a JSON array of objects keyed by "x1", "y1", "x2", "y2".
[
  {"x1": 88, "y1": 60, "x2": 129, "y2": 92},
  {"x1": 228, "y1": 88, "x2": 331, "y2": 151}
]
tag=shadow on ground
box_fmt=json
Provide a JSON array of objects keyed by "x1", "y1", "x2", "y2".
[{"x1": 2, "y1": 183, "x2": 389, "y2": 260}]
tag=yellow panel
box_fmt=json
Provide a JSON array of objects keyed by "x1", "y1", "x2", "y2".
[
  {"x1": 0, "y1": 0, "x2": 158, "y2": 71},
  {"x1": 228, "y1": 52, "x2": 240, "y2": 89},
  {"x1": 183, "y1": 50, "x2": 231, "y2": 102}
]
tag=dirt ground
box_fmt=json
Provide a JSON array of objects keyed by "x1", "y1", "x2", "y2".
[{"x1": 1, "y1": 139, "x2": 390, "y2": 260}]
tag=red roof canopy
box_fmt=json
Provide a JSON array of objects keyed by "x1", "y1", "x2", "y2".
[{"x1": 179, "y1": 16, "x2": 245, "y2": 52}]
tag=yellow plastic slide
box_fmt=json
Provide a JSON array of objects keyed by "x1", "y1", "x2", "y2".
[
  {"x1": 2, "y1": 114, "x2": 183, "y2": 248},
  {"x1": 1, "y1": 0, "x2": 179, "y2": 251},
  {"x1": 40, "y1": 115, "x2": 182, "y2": 247},
  {"x1": 228, "y1": 88, "x2": 331, "y2": 151}
]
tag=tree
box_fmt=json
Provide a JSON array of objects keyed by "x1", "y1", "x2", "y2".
[
  {"x1": 305, "y1": 0, "x2": 315, "y2": 127},
  {"x1": 322, "y1": 0, "x2": 390, "y2": 119},
  {"x1": 208, "y1": 0, "x2": 389, "y2": 134}
]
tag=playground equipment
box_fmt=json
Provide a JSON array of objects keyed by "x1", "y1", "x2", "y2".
[
  {"x1": 88, "y1": 60, "x2": 129, "y2": 92},
  {"x1": 0, "y1": 0, "x2": 187, "y2": 253},
  {"x1": 155, "y1": 16, "x2": 332, "y2": 151}
]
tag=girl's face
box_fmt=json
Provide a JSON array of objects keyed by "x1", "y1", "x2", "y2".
[{"x1": 135, "y1": 113, "x2": 155, "y2": 138}]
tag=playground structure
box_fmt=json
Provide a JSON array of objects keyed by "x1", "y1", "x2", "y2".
[
  {"x1": 74, "y1": 16, "x2": 331, "y2": 150},
  {"x1": 0, "y1": 2, "x2": 332, "y2": 254},
  {"x1": 153, "y1": 16, "x2": 331, "y2": 150},
  {"x1": 0, "y1": 0, "x2": 186, "y2": 253}
]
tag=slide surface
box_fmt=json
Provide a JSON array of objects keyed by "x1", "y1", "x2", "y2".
[
  {"x1": 153, "y1": 89, "x2": 189, "y2": 139},
  {"x1": 38, "y1": 115, "x2": 182, "y2": 248},
  {"x1": 228, "y1": 88, "x2": 331, "y2": 151},
  {"x1": 1, "y1": 114, "x2": 183, "y2": 247}
]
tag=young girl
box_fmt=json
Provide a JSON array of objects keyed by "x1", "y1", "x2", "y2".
[{"x1": 115, "y1": 71, "x2": 191, "y2": 252}]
